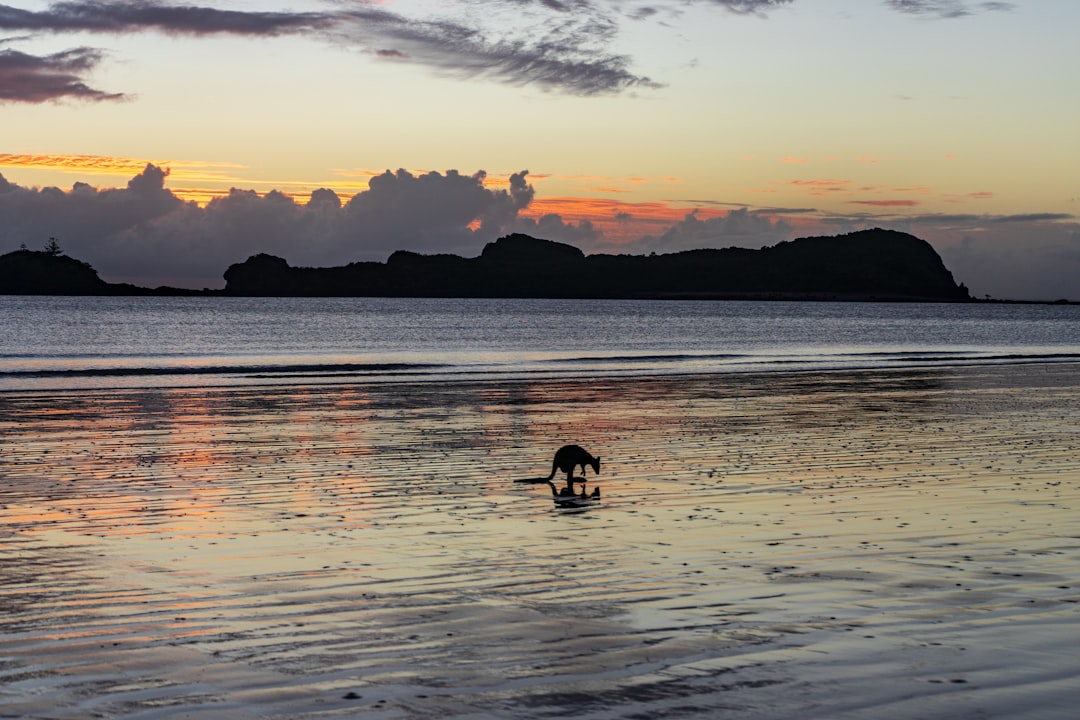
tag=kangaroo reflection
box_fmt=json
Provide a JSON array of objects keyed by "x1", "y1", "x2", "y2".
[
  {"x1": 548, "y1": 479, "x2": 600, "y2": 502},
  {"x1": 548, "y1": 479, "x2": 600, "y2": 507}
]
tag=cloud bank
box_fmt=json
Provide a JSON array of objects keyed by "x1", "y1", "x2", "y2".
[
  {"x1": 2, "y1": 166, "x2": 1076, "y2": 299},
  {"x1": 884, "y1": 1, "x2": 1014, "y2": 18},
  {"x1": 0, "y1": 1, "x2": 331, "y2": 35}
]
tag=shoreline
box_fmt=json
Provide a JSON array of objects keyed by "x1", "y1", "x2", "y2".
[
  {"x1": 2, "y1": 362, "x2": 1079, "y2": 718},
  {"x1": 5, "y1": 352, "x2": 1080, "y2": 396},
  {"x1": 4, "y1": 288, "x2": 1075, "y2": 303}
]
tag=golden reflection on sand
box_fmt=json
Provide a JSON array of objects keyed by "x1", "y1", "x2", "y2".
[{"x1": 1, "y1": 364, "x2": 1079, "y2": 719}]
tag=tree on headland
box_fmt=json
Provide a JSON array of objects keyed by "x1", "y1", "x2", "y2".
[{"x1": 0, "y1": 243, "x2": 107, "y2": 294}]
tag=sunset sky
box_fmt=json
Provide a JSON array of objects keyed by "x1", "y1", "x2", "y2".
[{"x1": 2, "y1": 0, "x2": 1078, "y2": 299}]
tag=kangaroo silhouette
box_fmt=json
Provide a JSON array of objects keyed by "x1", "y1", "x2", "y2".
[{"x1": 545, "y1": 444, "x2": 600, "y2": 483}]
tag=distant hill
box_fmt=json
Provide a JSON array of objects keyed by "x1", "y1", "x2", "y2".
[
  {"x1": 2, "y1": 229, "x2": 971, "y2": 300},
  {"x1": 0, "y1": 249, "x2": 192, "y2": 296},
  {"x1": 0, "y1": 249, "x2": 113, "y2": 295},
  {"x1": 223, "y1": 229, "x2": 971, "y2": 301}
]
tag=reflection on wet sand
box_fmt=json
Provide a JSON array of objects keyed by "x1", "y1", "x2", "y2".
[{"x1": 2, "y1": 365, "x2": 1079, "y2": 719}]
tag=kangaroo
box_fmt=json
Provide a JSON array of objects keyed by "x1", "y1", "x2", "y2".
[{"x1": 545, "y1": 444, "x2": 601, "y2": 483}]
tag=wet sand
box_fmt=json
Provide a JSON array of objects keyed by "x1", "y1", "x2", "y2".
[{"x1": 2, "y1": 363, "x2": 1079, "y2": 719}]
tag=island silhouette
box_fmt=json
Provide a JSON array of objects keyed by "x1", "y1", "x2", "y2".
[
  {"x1": 221, "y1": 229, "x2": 971, "y2": 300},
  {"x1": 2, "y1": 228, "x2": 972, "y2": 300}
]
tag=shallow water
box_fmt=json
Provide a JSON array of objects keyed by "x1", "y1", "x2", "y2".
[
  {"x1": 2, "y1": 364, "x2": 1079, "y2": 718},
  {"x1": 2, "y1": 296, "x2": 1078, "y2": 390}
]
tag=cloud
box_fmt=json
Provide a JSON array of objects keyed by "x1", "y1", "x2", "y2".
[
  {"x1": 0, "y1": 0, "x2": 658, "y2": 97},
  {"x1": 986, "y1": 213, "x2": 1074, "y2": 224},
  {"x1": 341, "y1": 168, "x2": 536, "y2": 253},
  {"x1": 332, "y1": 5, "x2": 658, "y2": 95},
  {"x1": 622, "y1": 208, "x2": 794, "y2": 254},
  {"x1": 860, "y1": 212, "x2": 1075, "y2": 231},
  {"x1": 0, "y1": 1, "x2": 331, "y2": 36},
  {"x1": 848, "y1": 199, "x2": 920, "y2": 207},
  {"x1": 706, "y1": 1, "x2": 795, "y2": 14},
  {"x1": 0, "y1": 0, "x2": 809, "y2": 99},
  {"x1": 932, "y1": 222, "x2": 1080, "y2": 301},
  {"x1": 883, "y1": 1, "x2": 1014, "y2": 18},
  {"x1": 788, "y1": 179, "x2": 851, "y2": 187},
  {"x1": 0, "y1": 165, "x2": 539, "y2": 287},
  {"x1": 1, "y1": 152, "x2": 153, "y2": 172},
  {"x1": 513, "y1": 213, "x2": 602, "y2": 246},
  {"x1": 0, "y1": 0, "x2": 330, "y2": 103},
  {"x1": 0, "y1": 164, "x2": 184, "y2": 272},
  {"x1": 0, "y1": 46, "x2": 124, "y2": 102},
  {"x1": 751, "y1": 206, "x2": 819, "y2": 215}
]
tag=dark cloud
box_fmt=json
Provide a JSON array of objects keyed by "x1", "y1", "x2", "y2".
[
  {"x1": 0, "y1": 0, "x2": 1018, "y2": 102},
  {"x1": 0, "y1": 1, "x2": 331, "y2": 36},
  {"x1": 511, "y1": 213, "x2": 601, "y2": 246},
  {"x1": 0, "y1": 46, "x2": 123, "y2": 102},
  {"x1": 504, "y1": 0, "x2": 578, "y2": 11},
  {"x1": 0, "y1": 164, "x2": 184, "y2": 269},
  {"x1": 334, "y1": 6, "x2": 658, "y2": 95},
  {"x1": 341, "y1": 168, "x2": 537, "y2": 254},
  {"x1": 884, "y1": 1, "x2": 1014, "y2": 18},
  {"x1": 0, "y1": 1, "x2": 657, "y2": 96},
  {"x1": 934, "y1": 223, "x2": 1080, "y2": 301},
  {"x1": 885, "y1": 212, "x2": 1075, "y2": 227},
  {"x1": 707, "y1": 1, "x2": 795, "y2": 14},
  {"x1": 987, "y1": 213, "x2": 1074, "y2": 224},
  {"x1": 620, "y1": 208, "x2": 794, "y2": 255},
  {"x1": 0, "y1": 1, "x2": 331, "y2": 103},
  {"x1": 751, "y1": 206, "x2": 819, "y2": 215}
]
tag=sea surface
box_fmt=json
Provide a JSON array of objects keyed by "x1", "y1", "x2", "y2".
[{"x1": 1, "y1": 295, "x2": 1079, "y2": 390}]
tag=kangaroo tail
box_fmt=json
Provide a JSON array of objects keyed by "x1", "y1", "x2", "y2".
[{"x1": 512, "y1": 459, "x2": 560, "y2": 484}]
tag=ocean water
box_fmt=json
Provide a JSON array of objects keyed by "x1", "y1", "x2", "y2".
[{"x1": 1, "y1": 295, "x2": 1078, "y2": 390}]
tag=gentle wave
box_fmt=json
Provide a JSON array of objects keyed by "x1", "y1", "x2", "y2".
[
  {"x1": 3, "y1": 296, "x2": 1078, "y2": 391},
  {"x1": 3, "y1": 350, "x2": 1080, "y2": 391},
  {"x1": 0, "y1": 361, "x2": 447, "y2": 379}
]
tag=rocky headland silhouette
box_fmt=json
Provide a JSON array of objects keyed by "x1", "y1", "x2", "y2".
[
  {"x1": 0, "y1": 247, "x2": 199, "y2": 296},
  {"x1": 223, "y1": 228, "x2": 971, "y2": 300},
  {"x1": 3, "y1": 229, "x2": 973, "y2": 300}
]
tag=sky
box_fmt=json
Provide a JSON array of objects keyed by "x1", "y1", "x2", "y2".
[{"x1": 1, "y1": 0, "x2": 1078, "y2": 299}]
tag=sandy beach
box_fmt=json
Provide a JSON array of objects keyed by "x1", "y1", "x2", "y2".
[{"x1": 2, "y1": 363, "x2": 1078, "y2": 719}]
